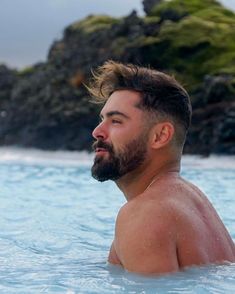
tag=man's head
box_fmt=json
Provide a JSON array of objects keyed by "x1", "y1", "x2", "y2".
[
  {"x1": 91, "y1": 90, "x2": 150, "y2": 182},
  {"x1": 88, "y1": 61, "x2": 192, "y2": 181}
]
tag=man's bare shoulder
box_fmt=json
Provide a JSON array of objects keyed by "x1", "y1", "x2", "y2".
[
  {"x1": 116, "y1": 175, "x2": 197, "y2": 230},
  {"x1": 113, "y1": 176, "x2": 195, "y2": 273},
  {"x1": 115, "y1": 195, "x2": 179, "y2": 274},
  {"x1": 113, "y1": 175, "x2": 235, "y2": 273},
  {"x1": 118, "y1": 176, "x2": 201, "y2": 223}
]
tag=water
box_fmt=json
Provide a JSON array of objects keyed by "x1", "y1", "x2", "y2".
[{"x1": 0, "y1": 148, "x2": 234, "y2": 293}]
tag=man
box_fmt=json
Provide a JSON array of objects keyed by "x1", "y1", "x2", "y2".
[{"x1": 88, "y1": 60, "x2": 235, "y2": 274}]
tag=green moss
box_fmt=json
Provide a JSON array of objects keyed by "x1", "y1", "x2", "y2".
[
  {"x1": 150, "y1": 0, "x2": 222, "y2": 17},
  {"x1": 194, "y1": 7, "x2": 235, "y2": 24},
  {"x1": 141, "y1": 36, "x2": 160, "y2": 46},
  {"x1": 17, "y1": 66, "x2": 35, "y2": 77},
  {"x1": 111, "y1": 35, "x2": 161, "y2": 58},
  {"x1": 69, "y1": 15, "x2": 120, "y2": 34},
  {"x1": 147, "y1": 11, "x2": 235, "y2": 90},
  {"x1": 159, "y1": 17, "x2": 216, "y2": 47},
  {"x1": 142, "y1": 15, "x2": 161, "y2": 24},
  {"x1": 203, "y1": 51, "x2": 235, "y2": 75},
  {"x1": 110, "y1": 37, "x2": 129, "y2": 56}
]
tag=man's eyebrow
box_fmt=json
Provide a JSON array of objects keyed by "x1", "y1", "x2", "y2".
[{"x1": 100, "y1": 111, "x2": 130, "y2": 119}]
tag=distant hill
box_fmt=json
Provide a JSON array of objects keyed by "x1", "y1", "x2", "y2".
[{"x1": 0, "y1": 0, "x2": 234, "y2": 155}]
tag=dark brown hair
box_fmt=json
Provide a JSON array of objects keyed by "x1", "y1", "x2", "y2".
[{"x1": 88, "y1": 60, "x2": 192, "y2": 145}]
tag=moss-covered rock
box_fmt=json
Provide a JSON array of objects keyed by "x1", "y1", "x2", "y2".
[
  {"x1": 142, "y1": 1, "x2": 235, "y2": 90},
  {"x1": 0, "y1": 0, "x2": 234, "y2": 154},
  {"x1": 143, "y1": 0, "x2": 163, "y2": 15},
  {"x1": 149, "y1": 0, "x2": 222, "y2": 18},
  {"x1": 67, "y1": 15, "x2": 120, "y2": 34}
]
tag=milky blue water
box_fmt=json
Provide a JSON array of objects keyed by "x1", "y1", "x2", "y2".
[{"x1": 0, "y1": 149, "x2": 234, "y2": 294}]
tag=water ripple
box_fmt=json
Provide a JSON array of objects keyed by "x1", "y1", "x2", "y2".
[{"x1": 0, "y1": 155, "x2": 234, "y2": 293}]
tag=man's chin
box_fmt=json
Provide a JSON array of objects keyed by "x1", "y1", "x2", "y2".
[
  {"x1": 91, "y1": 161, "x2": 121, "y2": 182},
  {"x1": 91, "y1": 166, "x2": 111, "y2": 182}
]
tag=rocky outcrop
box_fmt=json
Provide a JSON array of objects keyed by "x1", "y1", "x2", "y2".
[
  {"x1": 142, "y1": 0, "x2": 163, "y2": 15},
  {"x1": 0, "y1": 65, "x2": 17, "y2": 112},
  {"x1": 0, "y1": 0, "x2": 234, "y2": 154},
  {"x1": 186, "y1": 75, "x2": 235, "y2": 155}
]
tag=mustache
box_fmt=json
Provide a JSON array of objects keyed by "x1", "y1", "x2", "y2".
[{"x1": 92, "y1": 140, "x2": 113, "y2": 153}]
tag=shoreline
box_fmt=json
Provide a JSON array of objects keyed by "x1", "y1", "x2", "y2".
[{"x1": 0, "y1": 147, "x2": 234, "y2": 168}]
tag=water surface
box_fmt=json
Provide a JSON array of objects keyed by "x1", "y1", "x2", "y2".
[{"x1": 0, "y1": 148, "x2": 234, "y2": 293}]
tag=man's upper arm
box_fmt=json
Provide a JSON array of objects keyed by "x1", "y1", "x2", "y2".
[{"x1": 115, "y1": 208, "x2": 179, "y2": 274}]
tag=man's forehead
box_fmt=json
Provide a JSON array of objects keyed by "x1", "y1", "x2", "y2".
[{"x1": 101, "y1": 90, "x2": 142, "y2": 115}]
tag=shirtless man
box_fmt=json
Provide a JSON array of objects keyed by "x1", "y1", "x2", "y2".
[{"x1": 88, "y1": 61, "x2": 235, "y2": 274}]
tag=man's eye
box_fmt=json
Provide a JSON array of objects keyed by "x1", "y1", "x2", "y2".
[{"x1": 112, "y1": 120, "x2": 122, "y2": 124}]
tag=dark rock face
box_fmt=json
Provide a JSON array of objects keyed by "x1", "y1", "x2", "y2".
[
  {"x1": 0, "y1": 62, "x2": 99, "y2": 150},
  {"x1": 0, "y1": 65, "x2": 17, "y2": 110},
  {"x1": 0, "y1": 0, "x2": 234, "y2": 154},
  {"x1": 142, "y1": 0, "x2": 162, "y2": 15},
  {"x1": 185, "y1": 75, "x2": 235, "y2": 155}
]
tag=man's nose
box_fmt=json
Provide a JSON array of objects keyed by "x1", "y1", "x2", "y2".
[{"x1": 92, "y1": 122, "x2": 108, "y2": 140}]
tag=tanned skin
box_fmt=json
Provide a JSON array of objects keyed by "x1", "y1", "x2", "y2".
[{"x1": 92, "y1": 90, "x2": 235, "y2": 275}]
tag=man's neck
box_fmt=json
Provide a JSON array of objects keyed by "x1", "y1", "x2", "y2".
[{"x1": 115, "y1": 158, "x2": 181, "y2": 201}]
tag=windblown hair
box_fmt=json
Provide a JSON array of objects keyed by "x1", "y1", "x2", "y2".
[{"x1": 87, "y1": 60, "x2": 192, "y2": 146}]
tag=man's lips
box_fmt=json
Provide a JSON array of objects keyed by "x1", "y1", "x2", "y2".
[
  {"x1": 95, "y1": 147, "x2": 109, "y2": 154},
  {"x1": 93, "y1": 141, "x2": 112, "y2": 154}
]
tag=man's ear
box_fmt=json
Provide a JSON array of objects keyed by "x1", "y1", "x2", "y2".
[{"x1": 150, "y1": 122, "x2": 175, "y2": 149}]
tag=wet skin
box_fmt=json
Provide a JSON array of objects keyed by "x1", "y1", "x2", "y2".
[
  {"x1": 108, "y1": 174, "x2": 235, "y2": 274},
  {"x1": 92, "y1": 90, "x2": 235, "y2": 274}
]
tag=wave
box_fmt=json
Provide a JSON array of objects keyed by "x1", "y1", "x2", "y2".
[
  {"x1": 0, "y1": 147, "x2": 93, "y2": 167},
  {"x1": 182, "y1": 155, "x2": 235, "y2": 169},
  {"x1": 0, "y1": 147, "x2": 234, "y2": 169}
]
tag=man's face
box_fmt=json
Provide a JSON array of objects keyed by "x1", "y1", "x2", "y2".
[{"x1": 91, "y1": 90, "x2": 150, "y2": 182}]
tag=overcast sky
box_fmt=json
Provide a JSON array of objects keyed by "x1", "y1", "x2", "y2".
[{"x1": 0, "y1": 0, "x2": 234, "y2": 69}]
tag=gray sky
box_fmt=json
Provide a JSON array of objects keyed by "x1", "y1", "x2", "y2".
[{"x1": 0, "y1": 0, "x2": 234, "y2": 69}]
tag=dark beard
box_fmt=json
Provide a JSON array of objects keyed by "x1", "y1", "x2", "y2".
[{"x1": 91, "y1": 133, "x2": 148, "y2": 182}]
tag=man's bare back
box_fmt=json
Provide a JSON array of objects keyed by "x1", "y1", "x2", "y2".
[{"x1": 108, "y1": 174, "x2": 235, "y2": 274}]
